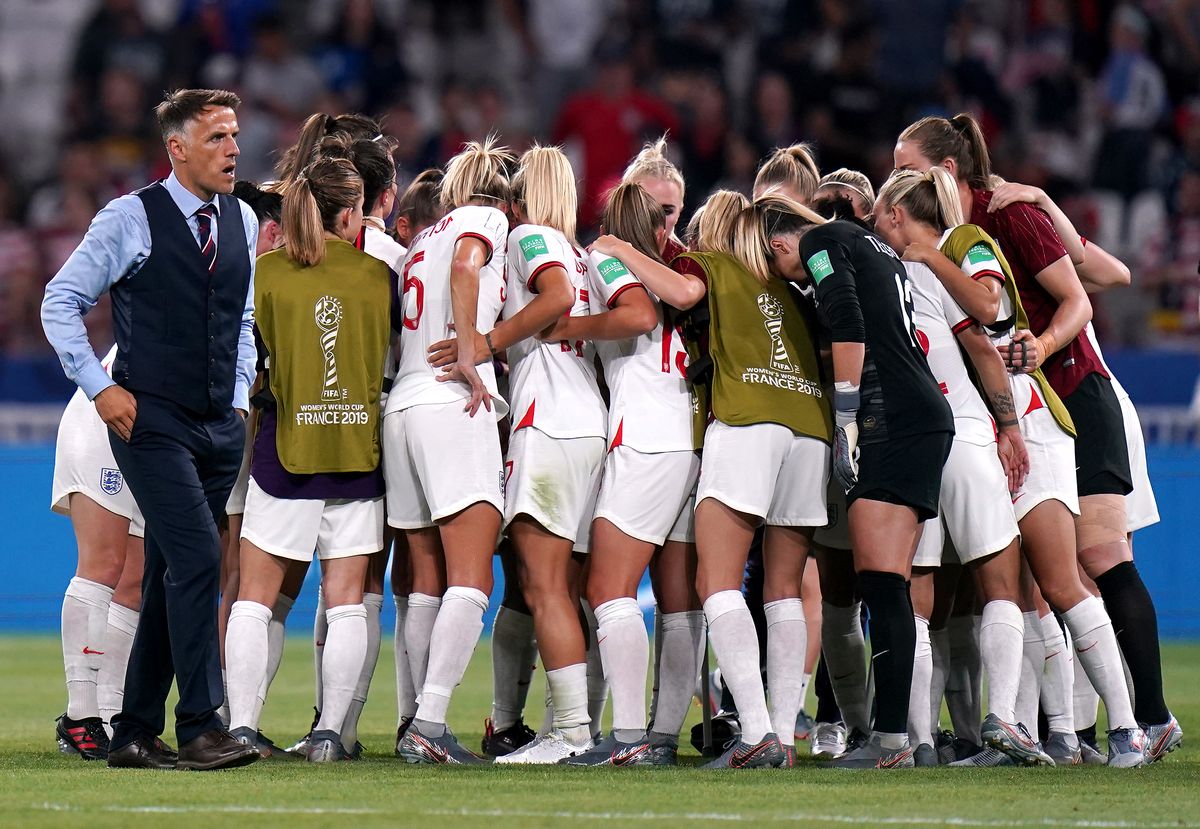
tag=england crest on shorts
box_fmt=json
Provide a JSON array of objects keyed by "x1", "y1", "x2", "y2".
[{"x1": 100, "y1": 468, "x2": 124, "y2": 496}]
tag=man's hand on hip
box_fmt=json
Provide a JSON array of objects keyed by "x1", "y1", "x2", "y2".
[{"x1": 95, "y1": 385, "x2": 138, "y2": 442}]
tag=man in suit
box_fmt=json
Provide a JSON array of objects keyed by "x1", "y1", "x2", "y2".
[{"x1": 42, "y1": 89, "x2": 261, "y2": 770}]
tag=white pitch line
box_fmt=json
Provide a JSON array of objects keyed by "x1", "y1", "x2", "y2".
[{"x1": 29, "y1": 802, "x2": 1200, "y2": 828}]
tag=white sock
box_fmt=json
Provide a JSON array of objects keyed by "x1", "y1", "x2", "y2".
[
  {"x1": 314, "y1": 586, "x2": 328, "y2": 713},
  {"x1": 594, "y1": 597, "x2": 648, "y2": 740},
  {"x1": 539, "y1": 673, "x2": 555, "y2": 736},
  {"x1": 929, "y1": 625, "x2": 950, "y2": 732},
  {"x1": 341, "y1": 592, "x2": 384, "y2": 748},
  {"x1": 648, "y1": 608, "x2": 664, "y2": 727},
  {"x1": 405, "y1": 592, "x2": 441, "y2": 702},
  {"x1": 1061, "y1": 596, "x2": 1136, "y2": 730},
  {"x1": 253, "y1": 592, "x2": 294, "y2": 726},
  {"x1": 315, "y1": 603, "x2": 368, "y2": 735},
  {"x1": 765, "y1": 598, "x2": 806, "y2": 747},
  {"x1": 226, "y1": 600, "x2": 272, "y2": 732},
  {"x1": 582, "y1": 601, "x2": 609, "y2": 735},
  {"x1": 490, "y1": 605, "x2": 535, "y2": 730},
  {"x1": 704, "y1": 590, "x2": 771, "y2": 743},
  {"x1": 97, "y1": 603, "x2": 138, "y2": 734},
  {"x1": 415, "y1": 586, "x2": 488, "y2": 726},
  {"x1": 1016, "y1": 611, "x2": 1044, "y2": 729},
  {"x1": 219, "y1": 669, "x2": 229, "y2": 728},
  {"x1": 908, "y1": 615, "x2": 933, "y2": 748},
  {"x1": 546, "y1": 663, "x2": 590, "y2": 743},
  {"x1": 650, "y1": 610, "x2": 705, "y2": 739},
  {"x1": 1039, "y1": 613, "x2": 1075, "y2": 734},
  {"x1": 979, "y1": 600, "x2": 1023, "y2": 723},
  {"x1": 946, "y1": 614, "x2": 981, "y2": 743},
  {"x1": 821, "y1": 601, "x2": 869, "y2": 733},
  {"x1": 799, "y1": 672, "x2": 812, "y2": 711},
  {"x1": 62, "y1": 577, "x2": 112, "y2": 720},
  {"x1": 1072, "y1": 637, "x2": 1100, "y2": 731},
  {"x1": 393, "y1": 595, "x2": 417, "y2": 722}
]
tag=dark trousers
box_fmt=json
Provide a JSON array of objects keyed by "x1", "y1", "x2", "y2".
[{"x1": 108, "y1": 392, "x2": 243, "y2": 748}]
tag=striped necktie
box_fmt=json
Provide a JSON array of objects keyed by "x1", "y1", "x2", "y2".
[{"x1": 195, "y1": 204, "x2": 217, "y2": 273}]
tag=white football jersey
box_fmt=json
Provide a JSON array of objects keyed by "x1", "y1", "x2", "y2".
[
  {"x1": 362, "y1": 224, "x2": 406, "y2": 405},
  {"x1": 905, "y1": 261, "x2": 995, "y2": 446},
  {"x1": 585, "y1": 250, "x2": 694, "y2": 453},
  {"x1": 503, "y1": 224, "x2": 606, "y2": 439},
  {"x1": 388, "y1": 205, "x2": 509, "y2": 419}
]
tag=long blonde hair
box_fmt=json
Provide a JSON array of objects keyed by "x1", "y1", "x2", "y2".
[
  {"x1": 876, "y1": 167, "x2": 964, "y2": 231},
  {"x1": 689, "y1": 190, "x2": 749, "y2": 255},
  {"x1": 441, "y1": 135, "x2": 514, "y2": 212},
  {"x1": 754, "y1": 143, "x2": 821, "y2": 204},
  {"x1": 732, "y1": 193, "x2": 827, "y2": 286},
  {"x1": 512, "y1": 144, "x2": 578, "y2": 243},
  {"x1": 621, "y1": 135, "x2": 686, "y2": 203},
  {"x1": 602, "y1": 183, "x2": 665, "y2": 263},
  {"x1": 281, "y1": 155, "x2": 362, "y2": 267}
]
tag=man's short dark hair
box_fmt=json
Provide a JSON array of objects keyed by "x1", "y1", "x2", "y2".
[
  {"x1": 232, "y1": 180, "x2": 282, "y2": 223},
  {"x1": 154, "y1": 88, "x2": 241, "y2": 142}
]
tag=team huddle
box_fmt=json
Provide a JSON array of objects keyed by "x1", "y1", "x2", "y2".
[{"x1": 45, "y1": 89, "x2": 1184, "y2": 771}]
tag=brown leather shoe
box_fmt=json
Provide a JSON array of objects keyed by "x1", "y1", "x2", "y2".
[
  {"x1": 177, "y1": 728, "x2": 259, "y2": 771},
  {"x1": 107, "y1": 734, "x2": 177, "y2": 770}
]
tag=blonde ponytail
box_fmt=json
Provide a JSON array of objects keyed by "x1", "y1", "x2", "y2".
[
  {"x1": 621, "y1": 135, "x2": 686, "y2": 202},
  {"x1": 692, "y1": 190, "x2": 749, "y2": 255},
  {"x1": 282, "y1": 156, "x2": 362, "y2": 267},
  {"x1": 877, "y1": 167, "x2": 964, "y2": 232},
  {"x1": 754, "y1": 143, "x2": 821, "y2": 204},
  {"x1": 441, "y1": 134, "x2": 514, "y2": 212},
  {"x1": 512, "y1": 144, "x2": 578, "y2": 243}
]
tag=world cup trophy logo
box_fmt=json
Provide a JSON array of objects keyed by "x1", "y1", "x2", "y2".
[
  {"x1": 315, "y1": 295, "x2": 344, "y2": 399},
  {"x1": 757, "y1": 293, "x2": 795, "y2": 374}
]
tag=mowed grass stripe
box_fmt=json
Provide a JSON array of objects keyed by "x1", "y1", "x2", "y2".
[{"x1": 1, "y1": 636, "x2": 1196, "y2": 829}]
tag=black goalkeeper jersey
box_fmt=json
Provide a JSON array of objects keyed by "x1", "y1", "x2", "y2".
[{"x1": 800, "y1": 219, "x2": 953, "y2": 445}]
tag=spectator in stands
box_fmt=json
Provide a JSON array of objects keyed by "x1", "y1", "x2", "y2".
[{"x1": 552, "y1": 42, "x2": 678, "y2": 230}]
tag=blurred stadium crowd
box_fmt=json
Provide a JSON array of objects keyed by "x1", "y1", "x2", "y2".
[{"x1": 1, "y1": 0, "x2": 1199, "y2": 360}]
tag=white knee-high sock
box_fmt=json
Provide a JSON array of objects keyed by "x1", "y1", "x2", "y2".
[
  {"x1": 252, "y1": 592, "x2": 294, "y2": 726},
  {"x1": 929, "y1": 625, "x2": 950, "y2": 732},
  {"x1": 765, "y1": 598, "x2": 806, "y2": 747},
  {"x1": 909, "y1": 615, "x2": 934, "y2": 748},
  {"x1": 546, "y1": 662, "x2": 590, "y2": 743},
  {"x1": 1061, "y1": 596, "x2": 1136, "y2": 730},
  {"x1": 226, "y1": 600, "x2": 272, "y2": 732},
  {"x1": 62, "y1": 577, "x2": 113, "y2": 720},
  {"x1": 946, "y1": 614, "x2": 982, "y2": 743},
  {"x1": 415, "y1": 586, "x2": 488, "y2": 727},
  {"x1": 1039, "y1": 613, "x2": 1074, "y2": 735},
  {"x1": 315, "y1": 603, "x2": 368, "y2": 736},
  {"x1": 582, "y1": 601, "x2": 609, "y2": 735},
  {"x1": 97, "y1": 603, "x2": 138, "y2": 733},
  {"x1": 341, "y1": 592, "x2": 384, "y2": 748},
  {"x1": 979, "y1": 600, "x2": 1023, "y2": 723},
  {"x1": 704, "y1": 590, "x2": 771, "y2": 743},
  {"x1": 594, "y1": 598, "x2": 648, "y2": 741},
  {"x1": 1016, "y1": 611, "x2": 1044, "y2": 729},
  {"x1": 650, "y1": 610, "x2": 705, "y2": 740},
  {"x1": 539, "y1": 671, "x2": 555, "y2": 736},
  {"x1": 821, "y1": 601, "x2": 869, "y2": 734},
  {"x1": 490, "y1": 605, "x2": 535, "y2": 730},
  {"x1": 1072, "y1": 637, "x2": 1100, "y2": 731},
  {"x1": 405, "y1": 592, "x2": 441, "y2": 702},
  {"x1": 314, "y1": 586, "x2": 328, "y2": 713},
  {"x1": 393, "y1": 595, "x2": 416, "y2": 723}
]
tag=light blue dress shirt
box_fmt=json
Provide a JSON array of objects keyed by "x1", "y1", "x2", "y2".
[{"x1": 41, "y1": 172, "x2": 259, "y2": 412}]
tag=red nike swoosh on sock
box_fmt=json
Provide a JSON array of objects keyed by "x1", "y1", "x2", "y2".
[
  {"x1": 1076, "y1": 642, "x2": 1097, "y2": 653},
  {"x1": 82, "y1": 647, "x2": 105, "y2": 655}
]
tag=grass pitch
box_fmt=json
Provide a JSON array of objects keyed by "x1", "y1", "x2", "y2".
[{"x1": 1, "y1": 635, "x2": 1197, "y2": 829}]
